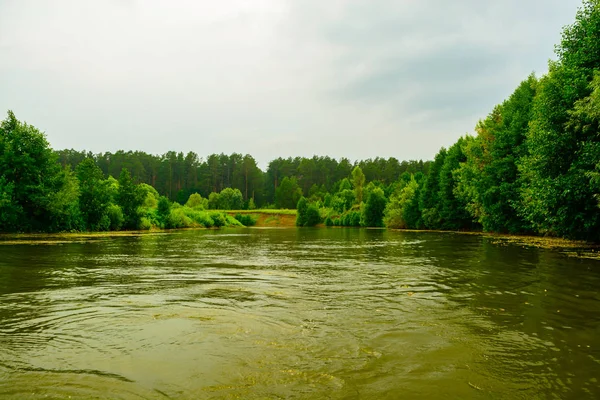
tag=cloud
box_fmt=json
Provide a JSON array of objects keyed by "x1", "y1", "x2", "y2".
[{"x1": 0, "y1": 0, "x2": 583, "y2": 166}]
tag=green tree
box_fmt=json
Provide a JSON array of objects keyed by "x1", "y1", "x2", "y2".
[
  {"x1": 157, "y1": 196, "x2": 171, "y2": 228},
  {"x1": 116, "y1": 168, "x2": 145, "y2": 230},
  {"x1": 0, "y1": 177, "x2": 21, "y2": 231},
  {"x1": 218, "y1": 187, "x2": 244, "y2": 210},
  {"x1": 47, "y1": 167, "x2": 83, "y2": 232},
  {"x1": 351, "y1": 166, "x2": 366, "y2": 204},
  {"x1": 419, "y1": 149, "x2": 447, "y2": 229},
  {"x1": 185, "y1": 193, "x2": 208, "y2": 209},
  {"x1": 438, "y1": 138, "x2": 475, "y2": 230},
  {"x1": 568, "y1": 71, "x2": 600, "y2": 208},
  {"x1": 0, "y1": 111, "x2": 73, "y2": 232},
  {"x1": 296, "y1": 196, "x2": 308, "y2": 226},
  {"x1": 384, "y1": 175, "x2": 420, "y2": 229},
  {"x1": 76, "y1": 158, "x2": 111, "y2": 230},
  {"x1": 331, "y1": 189, "x2": 355, "y2": 213},
  {"x1": 518, "y1": 1, "x2": 600, "y2": 240},
  {"x1": 361, "y1": 187, "x2": 387, "y2": 227},
  {"x1": 208, "y1": 192, "x2": 220, "y2": 209},
  {"x1": 304, "y1": 204, "x2": 321, "y2": 227},
  {"x1": 275, "y1": 177, "x2": 303, "y2": 209},
  {"x1": 454, "y1": 76, "x2": 537, "y2": 233}
]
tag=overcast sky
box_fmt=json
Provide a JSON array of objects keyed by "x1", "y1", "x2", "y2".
[{"x1": 0, "y1": 0, "x2": 583, "y2": 167}]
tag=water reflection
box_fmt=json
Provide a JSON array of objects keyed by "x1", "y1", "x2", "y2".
[{"x1": 0, "y1": 228, "x2": 599, "y2": 399}]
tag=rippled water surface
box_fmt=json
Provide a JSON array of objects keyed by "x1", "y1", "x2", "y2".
[{"x1": 1, "y1": 228, "x2": 599, "y2": 399}]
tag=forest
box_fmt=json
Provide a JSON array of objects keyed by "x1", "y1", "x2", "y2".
[{"x1": 0, "y1": 1, "x2": 599, "y2": 241}]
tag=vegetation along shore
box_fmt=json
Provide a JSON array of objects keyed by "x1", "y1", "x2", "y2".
[{"x1": 1, "y1": 1, "x2": 599, "y2": 244}]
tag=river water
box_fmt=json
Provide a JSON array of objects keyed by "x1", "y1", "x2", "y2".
[{"x1": 0, "y1": 228, "x2": 599, "y2": 399}]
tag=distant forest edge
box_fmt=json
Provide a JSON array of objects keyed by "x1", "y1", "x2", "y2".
[{"x1": 1, "y1": 0, "x2": 599, "y2": 241}]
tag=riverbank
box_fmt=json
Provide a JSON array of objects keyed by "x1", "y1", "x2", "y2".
[
  {"x1": 226, "y1": 210, "x2": 297, "y2": 227},
  {"x1": 0, "y1": 211, "x2": 299, "y2": 245},
  {"x1": 391, "y1": 228, "x2": 600, "y2": 260},
  {"x1": 1, "y1": 214, "x2": 599, "y2": 261}
]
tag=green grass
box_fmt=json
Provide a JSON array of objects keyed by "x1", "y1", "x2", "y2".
[{"x1": 226, "y1": 209, "x2": 297, "y2": 215}]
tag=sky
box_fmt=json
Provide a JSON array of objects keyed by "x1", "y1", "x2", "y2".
[{"x1": 0, "y1": 0, "x2": 583, "y2": 168}]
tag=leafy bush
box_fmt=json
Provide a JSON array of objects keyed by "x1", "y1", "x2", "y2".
[
  {"x1": 210, "y1": 212, "x2": 227, "y2": 227},
  {"x1": 361, "y1": 187, "x2": 387, "y2": 227},
  {"x1": 185, "y1": 193, "x2": 208, "y2": 210},
  {"x1": 235, "y1": 213, "x2": 257, "y2": 226},
  {"x1": 225, "y1": 215, "x2": 244, "y2": 227},
  {"x1": 296, "y1": 197, "x2": 308, "y2": 226},
  {"x1": 138, "y1": 217, "x2": 152, "y2": 230},
  {"x1": 304, "y1": 204, "x2": 321, "y2": 226},
  {"x1": 168, "y1": 208, "x2": 192, "y2": 228},
  {"x1": 106, "y1": 204, "x2": 124, "y2": 231}
]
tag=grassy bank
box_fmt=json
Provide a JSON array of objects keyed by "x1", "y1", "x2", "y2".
[
  {"x1": 226, "y1": 210, "x2": 297, "y2": 227},
  {"x1": 227, "y1": 209, "x2": 297, "y2": 215}
]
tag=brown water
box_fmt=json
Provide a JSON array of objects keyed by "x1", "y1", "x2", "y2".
[{"x1": 0, "y1": 228, "x2": 599, "y2": 399}]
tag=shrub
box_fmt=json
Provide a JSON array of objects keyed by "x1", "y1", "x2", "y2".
[
  {"x1": 225, "y1": 215, "x2": 244, "y2": 227},
  {"x1": 210, "y1": 212, "x2": 227, "y2": 227},
  {"x1": 106, "y1": 204, "x2": 124, "y2": 231},
  {"x1": 138, "y1": 217, "x2": 152, "y2": 230},
  {"x1": 97, "y1": 214, "x2": 111, "y2": 232},
  {"x1": 235, "y1": 213, "x2": 257, "y2": 226},
  {"x1": 185, "y1": 193, "x2": 208, "y2": 210},
  {"x1": 296, "y1": 197, "x2": 308, "y2": 226},
  {"x1": 168, "y1": 208, "x2": 192, "y2": 228},
  {"x1": 304, "y1": 204, "x2": 321, "y2": 226}
]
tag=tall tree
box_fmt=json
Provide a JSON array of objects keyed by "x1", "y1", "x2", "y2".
[
  {"x1": 275, "y1": 177, "x2": 303, "y2": 209},
  {"x1": 0, "y1": 111, "x2": 72, "y2": 232},
  {"x1": 351, "y1": 166, "x2": 366, "y2": 204},
  {"x1": 419, "y1": 149, "x2": 447, "y2": 229},
  {"x1": 361, "y1": 187, "x2": 387, "y2": 227},
  {"x1": 116, "y1": 168, "x2": 145, "y2": 230},
  {"x1": 519, "y1": 0, "x2": 600, "y2": 240},
  {"x1": 77, "y1": 158, "x2": 112, "y2": 230}
]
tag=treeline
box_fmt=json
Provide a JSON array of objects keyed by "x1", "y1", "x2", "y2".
[
  {"x1": 299, "y1": 1, "x2": 599, "y2": 241},
  {"x1": 0, "y1": 112, "x2": 247, "y2": 232},
  {"x1": 415, "y1": 1, "x2": 600, "y2": 241},
  {"x1": 55, "y1": 150, "x2": 430, "y2": 207},
  {"x1": 0, "y1": 111, "x2": 431, "y2": 233}
]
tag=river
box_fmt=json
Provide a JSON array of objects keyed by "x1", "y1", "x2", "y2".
[{"x1": 0, "y1": 228, "x2": 599, "y2": 399}]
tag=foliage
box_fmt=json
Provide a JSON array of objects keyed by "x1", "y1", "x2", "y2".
[
  {"x1": 3, "y1": 2, "x2": 600, "y2": 241},
  {"x1": 296, "y1": 196, "x2": 308, "y2": 226},
  {"x1": 234, "y1": 213, "x2": 257, "y2": 226},
  {"x1": 275, "y1": 177, "x2": 303, "y2": 209},
  {"x1": 138, "y1": 217, "x2": 152, "y2": 230},
  {"x1": 217, "y1": 187, "x2": 244, "y2": 210},
  {"x1": 116, "y1": 168, "x2": 146, "y2": 230},
  {"x1": 384, "y1": 175, "x2": 420, "y2": 229},
  {"x1": 437, "y1": 138, "x2": 475, "y2": 230},
  {"x1": 296, "y1": 196, "x2": 321, "y2": 226},
  {"x1": 0, "y1": 111, "x2": 71, "y2": 232},
  {"x1": 106, "y1": 204, "x2": 124, "y2": 231},
  {"x1": 157, "y1": 196, "x2": 171, "y2": 228},
  {"x1": 304, "y1": 204, "x2": 321, "y2": 227},
  {"x1": 76, "y1": 158, "x2": 111, "y2": 231},
  {"x1": 517, "y1": 1, "x2": 600, "y2": 240},
  {"x1": 419, "y1": 149, "x2": 446, "y2": 229},
  {"x1": 185, "y1": 192, "x2": 207, "y2": 210},
  {"x1": 361, "y1": 187, "x2": 387, "y2": 227},
  {"x1": 351, "y1": 166, "x2": 366, "y2": 204}
]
